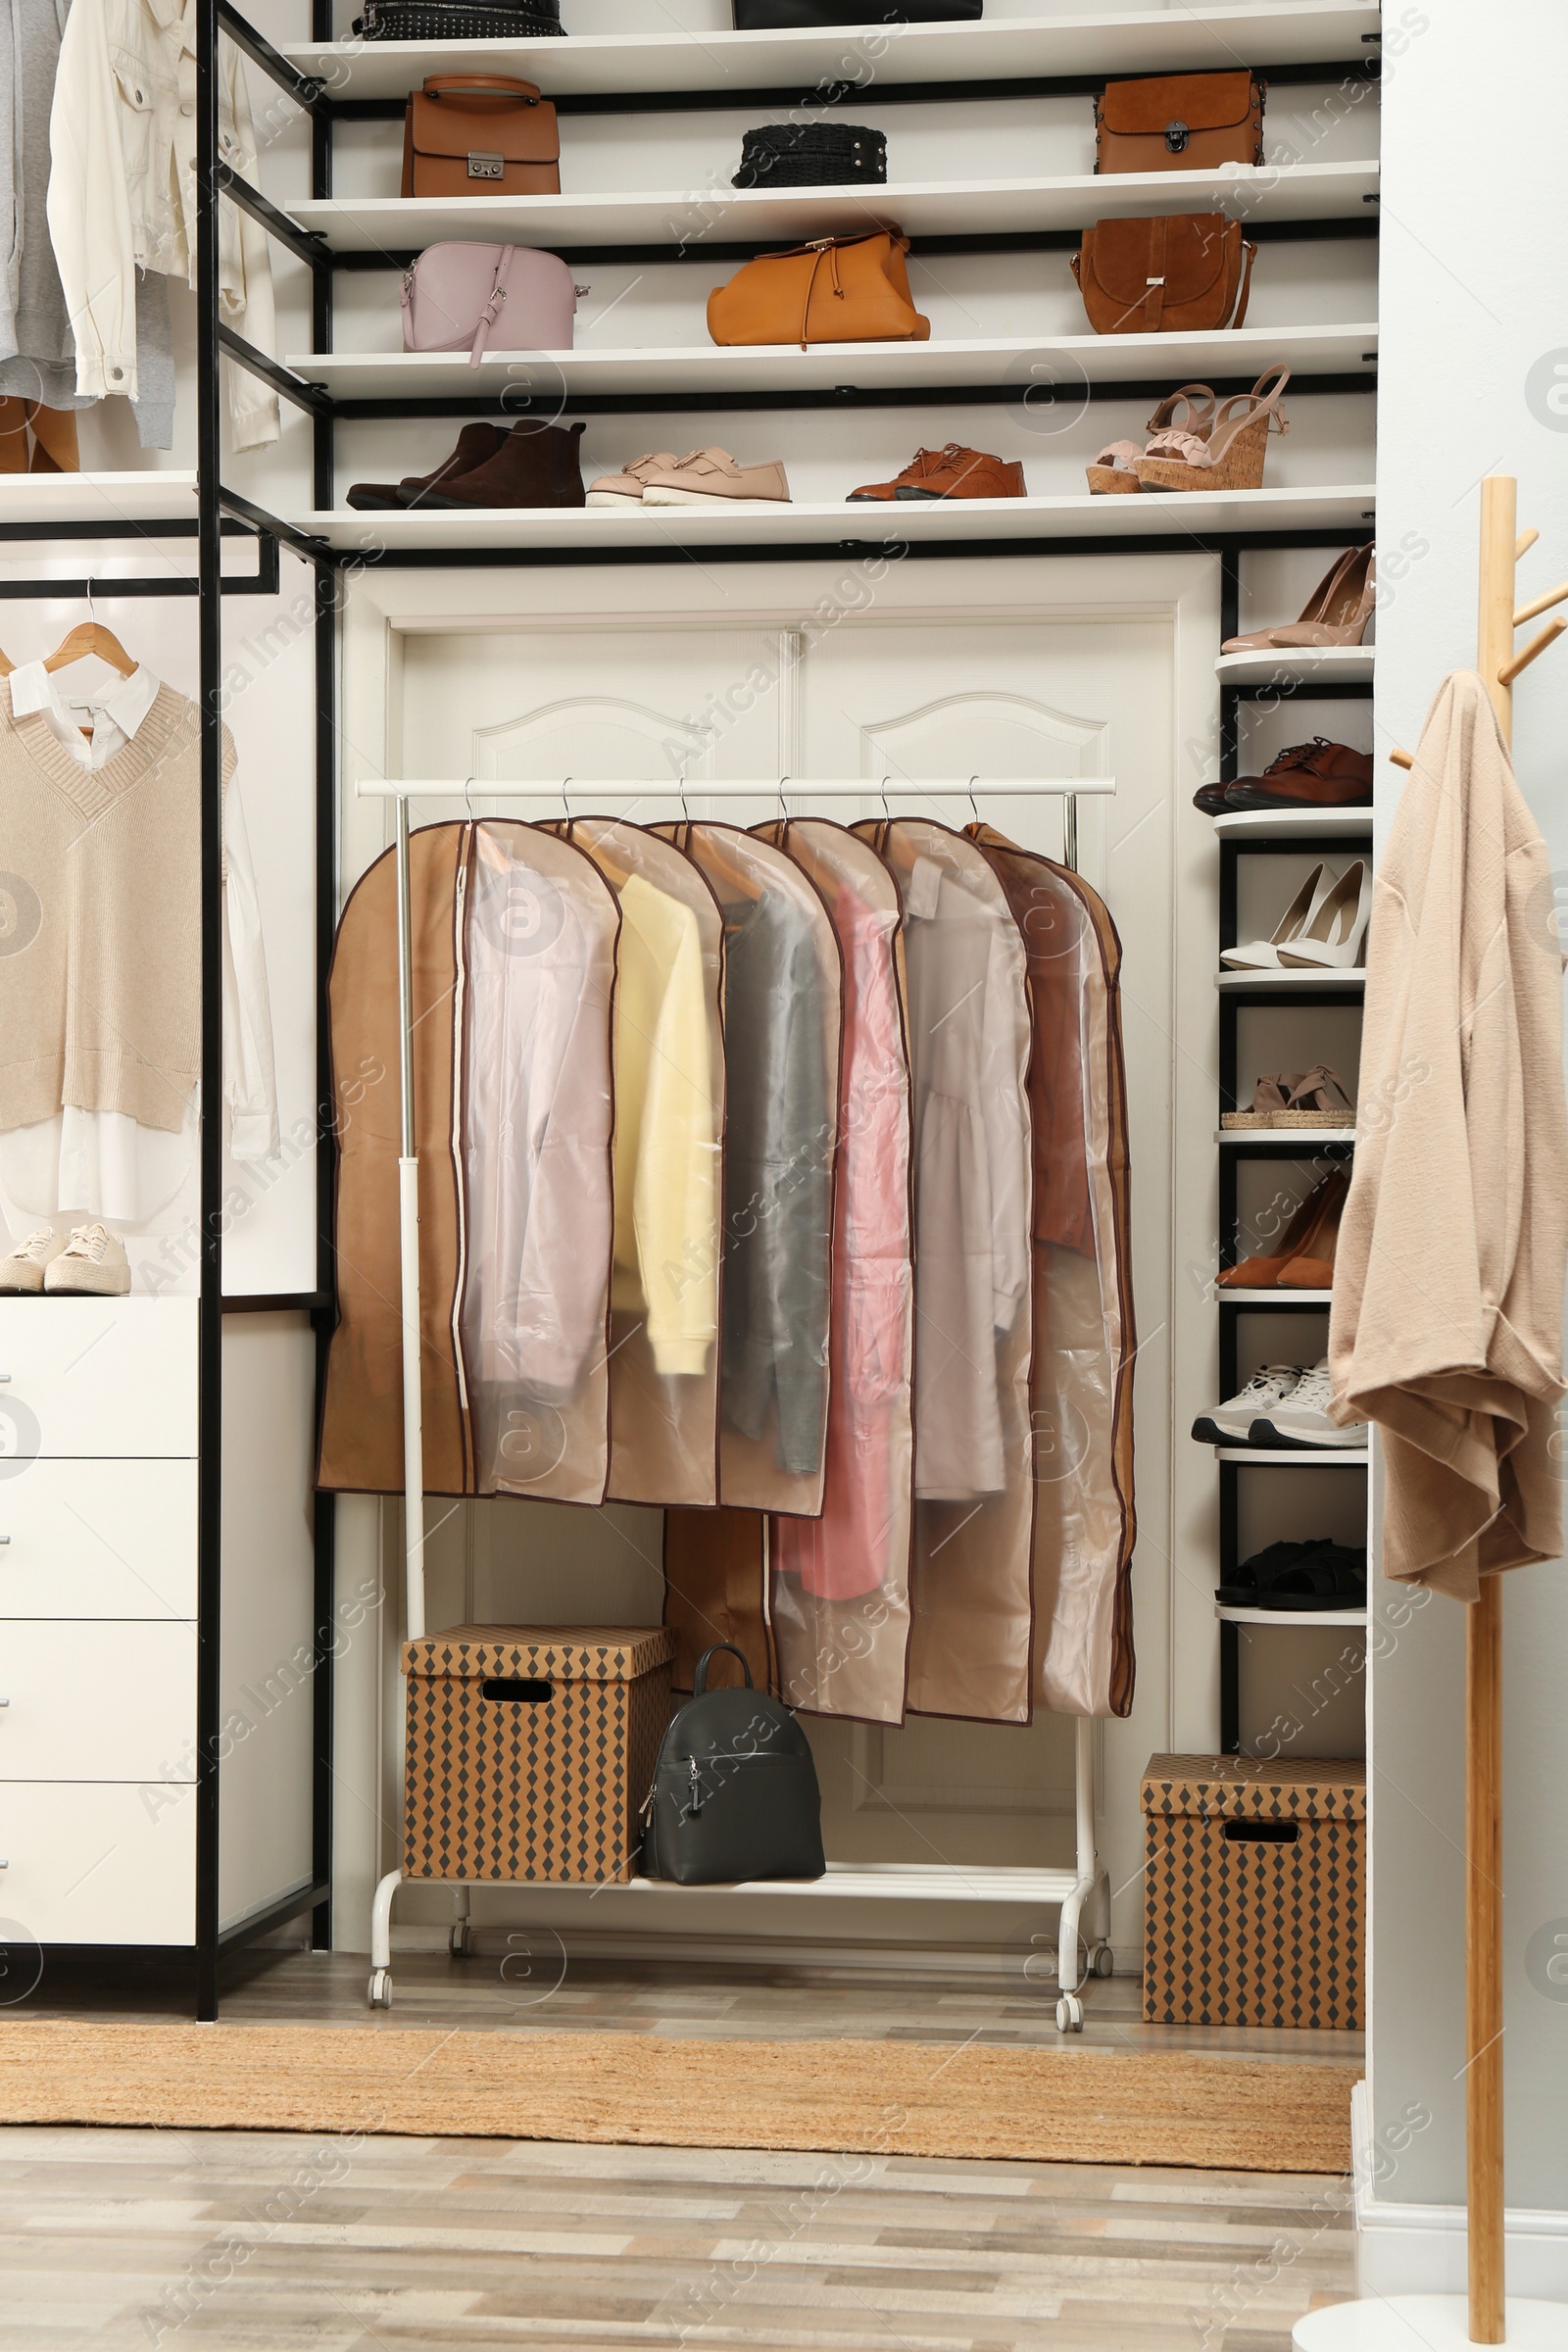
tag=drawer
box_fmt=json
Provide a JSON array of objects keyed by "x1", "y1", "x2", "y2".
[
  {"x1": 0, "y1": 1298, "x2": 197, "y2": 1459},
  {"x1": 0, "y1": 1459, "x2": 197, "y2": 1619},
  {"x1": 0, "y1": 1621, "x2": 195, "y2": 1782},
  {"x1": 0, "y1": 1783, "x2": 194, "y2": 1946}
]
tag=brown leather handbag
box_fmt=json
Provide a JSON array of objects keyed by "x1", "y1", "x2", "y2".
[
  {"x1": 708, "y1": 231, "x2": 931, "y2": 349},
  {"x1": 1071, "y1": 214, "x2": 1256, "y2": 334},
  {"x1": 401, "y1": 74, "x2": 561, "y2": 198},
  {"x1": 1094, "y1": 72, "x2": 1265, "y2": 173}
]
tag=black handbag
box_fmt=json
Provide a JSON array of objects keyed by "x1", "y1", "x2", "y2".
[
  {"x1": 354, "y1": 0, "x2": 564, "y2": 35},
  {"x1": 733, "y1": 2, "x2": 981, "y2": 25},
  {"x1": 734, "y1": 122, "x2": 887, "y2": 187},
  {"x1": 641, "y1": 1645, "x2": 826, "y2": 1886}
]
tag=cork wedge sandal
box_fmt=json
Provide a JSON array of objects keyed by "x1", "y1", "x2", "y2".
[
  {"x1": 1134, "y1": 364, "x2": 1291, "y2": 493},
  {"x1": 1086, "y1": 383, "x2": 1214, "y2": 494}
]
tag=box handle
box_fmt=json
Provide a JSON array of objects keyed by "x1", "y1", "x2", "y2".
[
  {"x1": 480, "y1": 1677, "x2": 554, "y2": 1704},
  {"x1": 1223, "y1": 1819, "x2": 1299, "y2": 1844}
]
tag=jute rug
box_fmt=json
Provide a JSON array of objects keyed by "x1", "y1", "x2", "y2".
[{"x1": 0, "y1": 2023, "x2": 1356, "y2": 2172}]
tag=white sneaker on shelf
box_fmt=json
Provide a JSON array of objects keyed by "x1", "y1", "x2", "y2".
[
  {"x1": 1191, "y1": 1363, "x2": 1304, "y2": 1448},
  {"x1": 0, "y1": 1226, "x2": 70, "y2": 1295},
  {"x1": 1254, "y1": 1359, "x2": 1366, "y2": 1449},
  {"x1": 43, "y1": 1224, "x2": 131, "y2": 1298}
]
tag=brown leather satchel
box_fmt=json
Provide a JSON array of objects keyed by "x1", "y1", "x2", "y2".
[
  {"x1": 1071, "y1": 214, "x2": 1256, "y2": 334},
  {"x1": 1094, "y1": 72, "x2": 1265, "y2": 174},
  {"x1": 401, "y1": 74, "x2": 561, "y2": 199},
  {"x1": 708, "y1": 231, "x2": 931, "y2": 349}
]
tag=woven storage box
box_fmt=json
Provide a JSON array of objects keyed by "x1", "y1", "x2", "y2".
[
  {"x1": 1142, "y1": 1753, "x2": 1365, "y2": 2030},
  {"x1": 404, "y1": 1626, "x2": 674, "y2": 1885}
]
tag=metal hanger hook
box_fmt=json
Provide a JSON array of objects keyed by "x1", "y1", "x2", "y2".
[
  {"x1": 967, "y1": 775, "x2": 981, "y2": 827},
  {"x1": 879, "y1": 777, "x2": 891, "y2": 823},
  {"x1": 677, "y1": 767, "x2": 691, "y2": 822},
  {"x1": 777, "y1": 773, "x2": 790, "y2": 826},
  {"x1": 462, "y1": 773, "x2": 476, "y2": 823},
  {"x1": 561, "y1": 773, "x2": 573, "y2": 823}
]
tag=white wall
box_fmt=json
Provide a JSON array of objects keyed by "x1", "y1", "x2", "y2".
[{"x1": 1371, "y1": 0, "x2": 1568, "y2": 2226}]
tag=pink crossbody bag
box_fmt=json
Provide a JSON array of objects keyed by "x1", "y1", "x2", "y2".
[{"x1": 400, "y1": 243, "x2": 587, "y2": 367}]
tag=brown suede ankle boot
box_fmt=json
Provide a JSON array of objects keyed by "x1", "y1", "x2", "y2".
[
  {"x1": 417, "y1": 420, "x2": 587, "y2": 510},
  {"x1": 347, "y1": 421, "x2": 509, "y2": 513}
]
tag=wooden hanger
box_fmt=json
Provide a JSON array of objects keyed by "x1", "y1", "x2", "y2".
[
  {"x1": 0, "y1": 648, "x2": 13, "y2": 676},
  {"x1": 43, "y1": 619, "x2": 137, "y2": 678}
]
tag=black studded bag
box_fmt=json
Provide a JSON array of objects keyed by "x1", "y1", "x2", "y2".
[
  {"x1": 354, "y1": 0, "x2": 564, "y2": 37},
  {"x1": 734, "y1": 122, "x2": 888, "y2": 189},
  {"x1": 733, "y1": 2, "x2": 980, "y2": 25},
  {"x1": 641, "y1": 1646, "x2": 826, "y2": 1886}
]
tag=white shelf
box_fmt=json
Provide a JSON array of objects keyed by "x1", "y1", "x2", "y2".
[
  {"x1": 304, "y1": 484, "x2": 1377, "y2": 555},
  {"x1": 289, "y1": 162, "x2": 1379, "y2": 257},
  {"x1": 1215, "y1": 1127, "x2": 1353, "y2": 1145},
  {"x1": 0, "y1": 470, "x2": 197, "y2": 526},
  {"x1": 1215, "y1": 1446, "x2": 1368, "y2": 1464},
  {"x1": 1217, "y1": 1288, "x2": 1334, "y2": 1303},
  {"x1": 1215, "y1": 645, "x2": 1375, "y2": 686},
  {"x1": 432, "y1": 1863, "x2": 1081, "y2": 1904},
  {"x1": 282, "y1": 6, "x2": 1384, "y2": 104},
  {"x1": 1216, "y1": 965, "x2": 1365, "y2": 989},
  {"x1": 296, "y1": 322, "x2": 1375, "y2": 406},
  {"x1": 1217, "y1": 1605, "x2": 1367, "y2": 1628},
  {"x1": 1213, "y1": 807, "x2": 1373, "y2": 840}
]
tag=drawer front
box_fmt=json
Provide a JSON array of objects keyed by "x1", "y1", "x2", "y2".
[
  {"x1": 0, "y1": 1783, "x2": 194, "y2": 1946},
  {"x1": 0, "y1": 1459, "x2": 197, "y2": 1619},
  {"x1": 0, "y1": 1298, "x2": 197, "y2": 1459},
  {"x1": 0, "y1": 1621, "x2": 195, "y2": 1782}
]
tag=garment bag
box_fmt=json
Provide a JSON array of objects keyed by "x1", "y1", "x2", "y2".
[
  {"x1": 757, "y1": 819, "x2": 915, "y2": 1726},
  {"x1": 968, "y1": 825, "x2": 1137, "y2": 1718},
  {"x1": 655, "y1": 822, "x2": 842, "y2": 1513},
  {"x1": 852, "y1": 818, "x2": 1036, "y2": 1722},
  {"x1": 319, "y1": 822, "x2": 471, "y2": 1496},
  {"x1": 458, "y1": 821, "x2": 619, "y2": 1506},
  {"x1": 538, "y1": 816, "x2": 725, "y2": 1509}
]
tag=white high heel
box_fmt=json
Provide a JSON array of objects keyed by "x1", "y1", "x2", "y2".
[
  {"x1": 1220, "y1": 862, "x2": 1334, "y2": 970},
  {"x1": 1278, "y1": 859, "x2": 1371, "y2": 969}
]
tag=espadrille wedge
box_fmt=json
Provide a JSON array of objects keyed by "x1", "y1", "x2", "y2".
[
  {"x1": 1086, "y1": 382, "x2": 1214, "y2": 494},
  {"x1": 1134, "y1": 364, "x2": 1290, "y2": 493}
]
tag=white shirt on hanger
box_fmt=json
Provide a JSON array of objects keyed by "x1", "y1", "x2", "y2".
[{"x1": 0, "y1": 660, "x2": 278, "y2": 1227}]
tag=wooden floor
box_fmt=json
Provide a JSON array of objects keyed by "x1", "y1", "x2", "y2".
[
  {"x1": 0, "y1": 2125, "x2": 1355, "y2": 2350},
  {"x1": 17, "y1": 1943, "x2": 1365, "y2": 2068},
  {"x1": 1, "y1": 1948, "x2": 1357, "y2": 2348}
]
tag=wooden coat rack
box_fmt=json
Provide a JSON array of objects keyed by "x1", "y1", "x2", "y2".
[{"x1": 1300, "y1": 479, "x2": 1568, "y2": 2350}]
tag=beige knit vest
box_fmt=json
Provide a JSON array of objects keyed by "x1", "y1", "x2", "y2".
[{"x1": 0, "y1": 680, "x2": 235, "y2": 1136}]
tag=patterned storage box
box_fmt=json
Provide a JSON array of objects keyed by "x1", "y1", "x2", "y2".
[
  {"x1": 1142, "y1": 1753, "x2": 1365, "y2": 2030},
  {"x1": 403, "y1": 1625, "x2": 675, "y2": 1885}
]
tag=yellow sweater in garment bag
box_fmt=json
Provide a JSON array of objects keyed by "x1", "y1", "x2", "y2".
[{"x1": 611, "y1": 873, "x2": 720, "y2": 1378}]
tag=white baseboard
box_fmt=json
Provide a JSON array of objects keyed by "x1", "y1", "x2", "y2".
[{"x1": 1352, "y1": 2084, "x2": 1568, "y2": 2302}]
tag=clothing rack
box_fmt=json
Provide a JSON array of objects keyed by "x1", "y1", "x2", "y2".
[{"x1": 366, "y1": 776, "x2": 1113, "y2": 2031}]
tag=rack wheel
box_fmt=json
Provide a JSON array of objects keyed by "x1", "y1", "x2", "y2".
[
  {"x1": 368, "y1": 1968, "x2": 392, "y2": 2009},
  {"x1": 1055, "y1": 1992, "x2": 1084, "y2": 2034},
  {"x1": 1089, "y1": 1941, "x2": 1114, "y2": 1979},
  {"x1": 449, "y1": 1921, "x2": 474, "y2": 1959}
]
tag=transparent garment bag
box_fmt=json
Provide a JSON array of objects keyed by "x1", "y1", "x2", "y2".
[
  {"x1": 540, "y1": 817, "x2": 725, "y2": 1509},
  {"x1": 457, "y1": 821, "x2": 619, "y2": 1506},
  {"x1": 852, "y1": 817, "x2": 1036, "y2": 1724},
  {"x1": 967, "y1": 825, "x2": 1137, "y2": 1719},
  {"x1": 655, "y1": 822, "x2": 843, "y2": 1516},
  {"x1": 755, "y1": 819, "x2": 915, "y2": 1727}
]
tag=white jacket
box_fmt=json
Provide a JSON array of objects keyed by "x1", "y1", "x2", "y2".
[{"x1": 46, "y1": 0, "x2": 278, "y2": 447}]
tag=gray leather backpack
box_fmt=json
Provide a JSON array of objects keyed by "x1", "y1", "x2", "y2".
[{"x1": 641, "y1": 1645, "x2": 825, "y2": 1886}]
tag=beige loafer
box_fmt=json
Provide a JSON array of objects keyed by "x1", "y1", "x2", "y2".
[
  {"x1": 586, "y1": 450, "x2": 681, "y2": 509},
  {"x1": 640, "y1": 448, "x2": 791, "y2": 508}
]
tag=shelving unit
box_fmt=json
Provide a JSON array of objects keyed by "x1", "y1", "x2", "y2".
[
  {"x1": 1215, "y1": 646, "x2": 1375, "y2": 689},
  {"x1": 195, "y1": 0, "x2": 1383, "y2": 1981}
]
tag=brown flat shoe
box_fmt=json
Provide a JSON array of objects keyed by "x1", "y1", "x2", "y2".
[
  {"x1": 347, "y1": 420, "x2": 507, "y2": 513},
  {"x1": 1223, "y1": 737, "x2": 1373, "y2": 811},
  {"x1": 1217, "y1": 1167, "x2": 1348, "y2": 1290},
  {"x1": 849, "y1": 442, "x2": 1026, "y2": 503},
  {"x1": 416, "y1": 420, "x2": 587, "y2": 510}
]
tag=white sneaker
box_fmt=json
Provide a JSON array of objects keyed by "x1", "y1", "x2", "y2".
[
  {"x1": 0, "y1": 1226, "x2": 70, "y2": 1295},
  {"x1": 43, "y1": 1224, "x2": 131, "y2": 1298},
  {"x1": 1191, "y1": 1363, "x2": 1303, "y2": 1447},
  {"x1": 1254, "y1": 1358, "x2": 1366, "y2": 1449}
]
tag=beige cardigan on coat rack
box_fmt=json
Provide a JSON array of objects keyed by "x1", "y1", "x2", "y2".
[{"x1": 1329, "y1": 668, "x2": 1568, "y2": 1599}]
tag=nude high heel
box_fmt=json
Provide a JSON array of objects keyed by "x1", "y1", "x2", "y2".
[
  {"x1": 1277, "y1": 859, "x2": 1370, "y2": 969},
  {"x1": 1223, "y1": 545, "x2": 1375, "y2": 652},
  {"x1": 1087, "y1": 383, "x2": 1214, "y2": 494},
  {"x1": 1219, "y1": 861, "x2": 1334, "y2": 970},
  {"x1": 1134, "y1": 364, "x2": 1290, "y2": 493}
]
